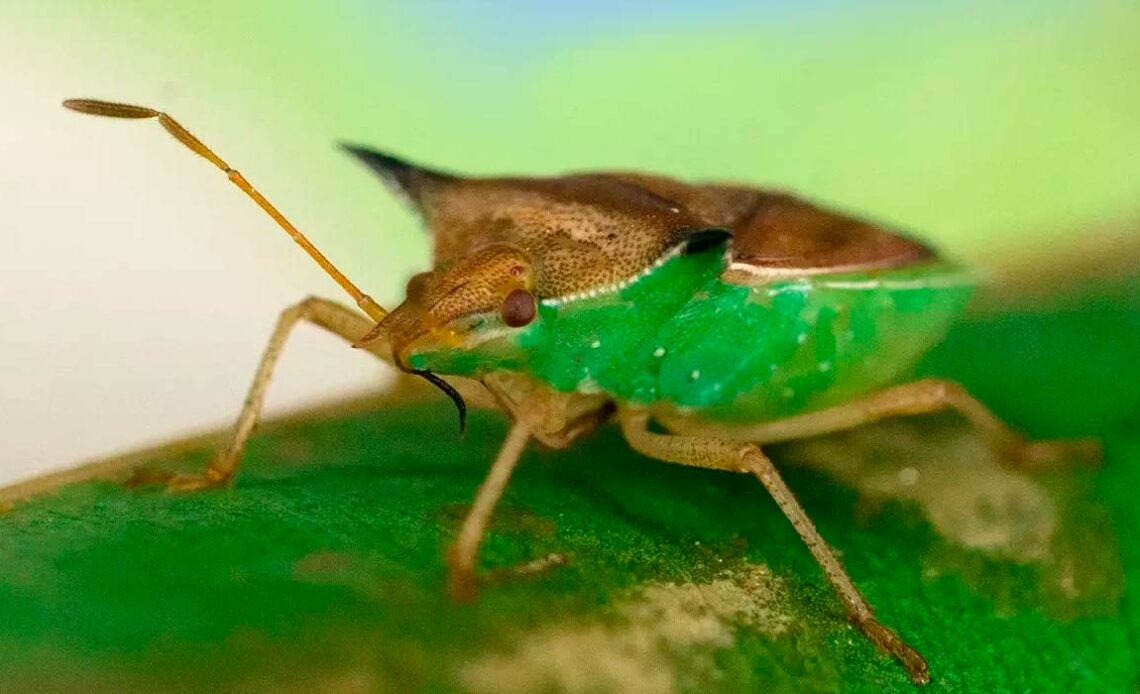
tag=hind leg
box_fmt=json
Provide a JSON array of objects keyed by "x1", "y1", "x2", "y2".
[
  {"x1": 619, "y1": 409, "x2": 931, "y2": 685},
  {"x1": 668, "y1": 379, "x2": 1099, "y2": 471}
]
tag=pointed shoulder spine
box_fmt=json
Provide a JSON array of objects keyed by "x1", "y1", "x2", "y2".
[{"x1": 340, "y1": 144, "x2": 455, "y2": 213}]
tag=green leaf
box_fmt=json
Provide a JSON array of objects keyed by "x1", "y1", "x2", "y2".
[{"x1": 2, "y1": 281, "x2": 1138, "y2": 693}]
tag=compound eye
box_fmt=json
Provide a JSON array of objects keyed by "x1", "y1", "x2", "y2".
[{"x1": 501, "y1": 288, "x2": 536, "y2": 327}]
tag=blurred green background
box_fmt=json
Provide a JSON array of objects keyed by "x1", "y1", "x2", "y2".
[{"x1": 2, "y1": 1, "x2": 1138, "y2": 482}]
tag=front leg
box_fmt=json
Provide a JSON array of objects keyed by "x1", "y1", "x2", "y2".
[
  {"x1": 153, "y1": 296, "x2": 385, "y2": 492},
  {"x1": 618, "y1": 409, "x2": 931, "y2": 685}
]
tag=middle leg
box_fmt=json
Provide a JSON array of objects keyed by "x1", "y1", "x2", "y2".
[{"x1": 447, "y1": 420, "x2": 532, "y2": 602}]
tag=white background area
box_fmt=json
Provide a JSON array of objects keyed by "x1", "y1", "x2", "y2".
[
  {"x1": 3, "y1": 3, "x2": 1138, "y2": 487},
  {"x1": 0, "y1": 23, "x2": 411, "y2": 486}
]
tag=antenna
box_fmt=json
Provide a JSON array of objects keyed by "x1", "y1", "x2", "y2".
[
  {"x1": 62, "y1": 99, "x2": 471, "y2": 431},
  {"x1": 61, "y1": 98, "x2": 388, "y2": 323}
]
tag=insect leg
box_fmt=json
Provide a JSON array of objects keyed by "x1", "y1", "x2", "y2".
[
  {"x1": 618, "y1": 409, "x2": 931, "y2": 686},
  {"x1": 157, "y1": 297, "x2": 385, "y2": 492},
  {"x1": 446, "y1": 420, "x2": 531, "y2": 602},
  {"x1": 678, "y1": 379, "x2": 1100, "y2": 471}
]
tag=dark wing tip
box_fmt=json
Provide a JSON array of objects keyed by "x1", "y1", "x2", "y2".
[{"x1": 728, "y1": 192, "x2": 937, "y2": 275}]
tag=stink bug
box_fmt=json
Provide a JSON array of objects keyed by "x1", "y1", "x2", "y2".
[{"x1": 62, "y1": 98, "x2": 1099, "y2": 685}]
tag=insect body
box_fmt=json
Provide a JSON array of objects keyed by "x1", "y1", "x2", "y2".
[
  {"x1": 63, "y1": 99, "x2": 1096, "y2": 686},
  {"x1": 409, "y1": 244, "x2": 973, "y2": 422}
]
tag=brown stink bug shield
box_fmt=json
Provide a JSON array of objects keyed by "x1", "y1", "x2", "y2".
[{"x1": 62, "y1": 98, "x2": 1101, "y2": 686}]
